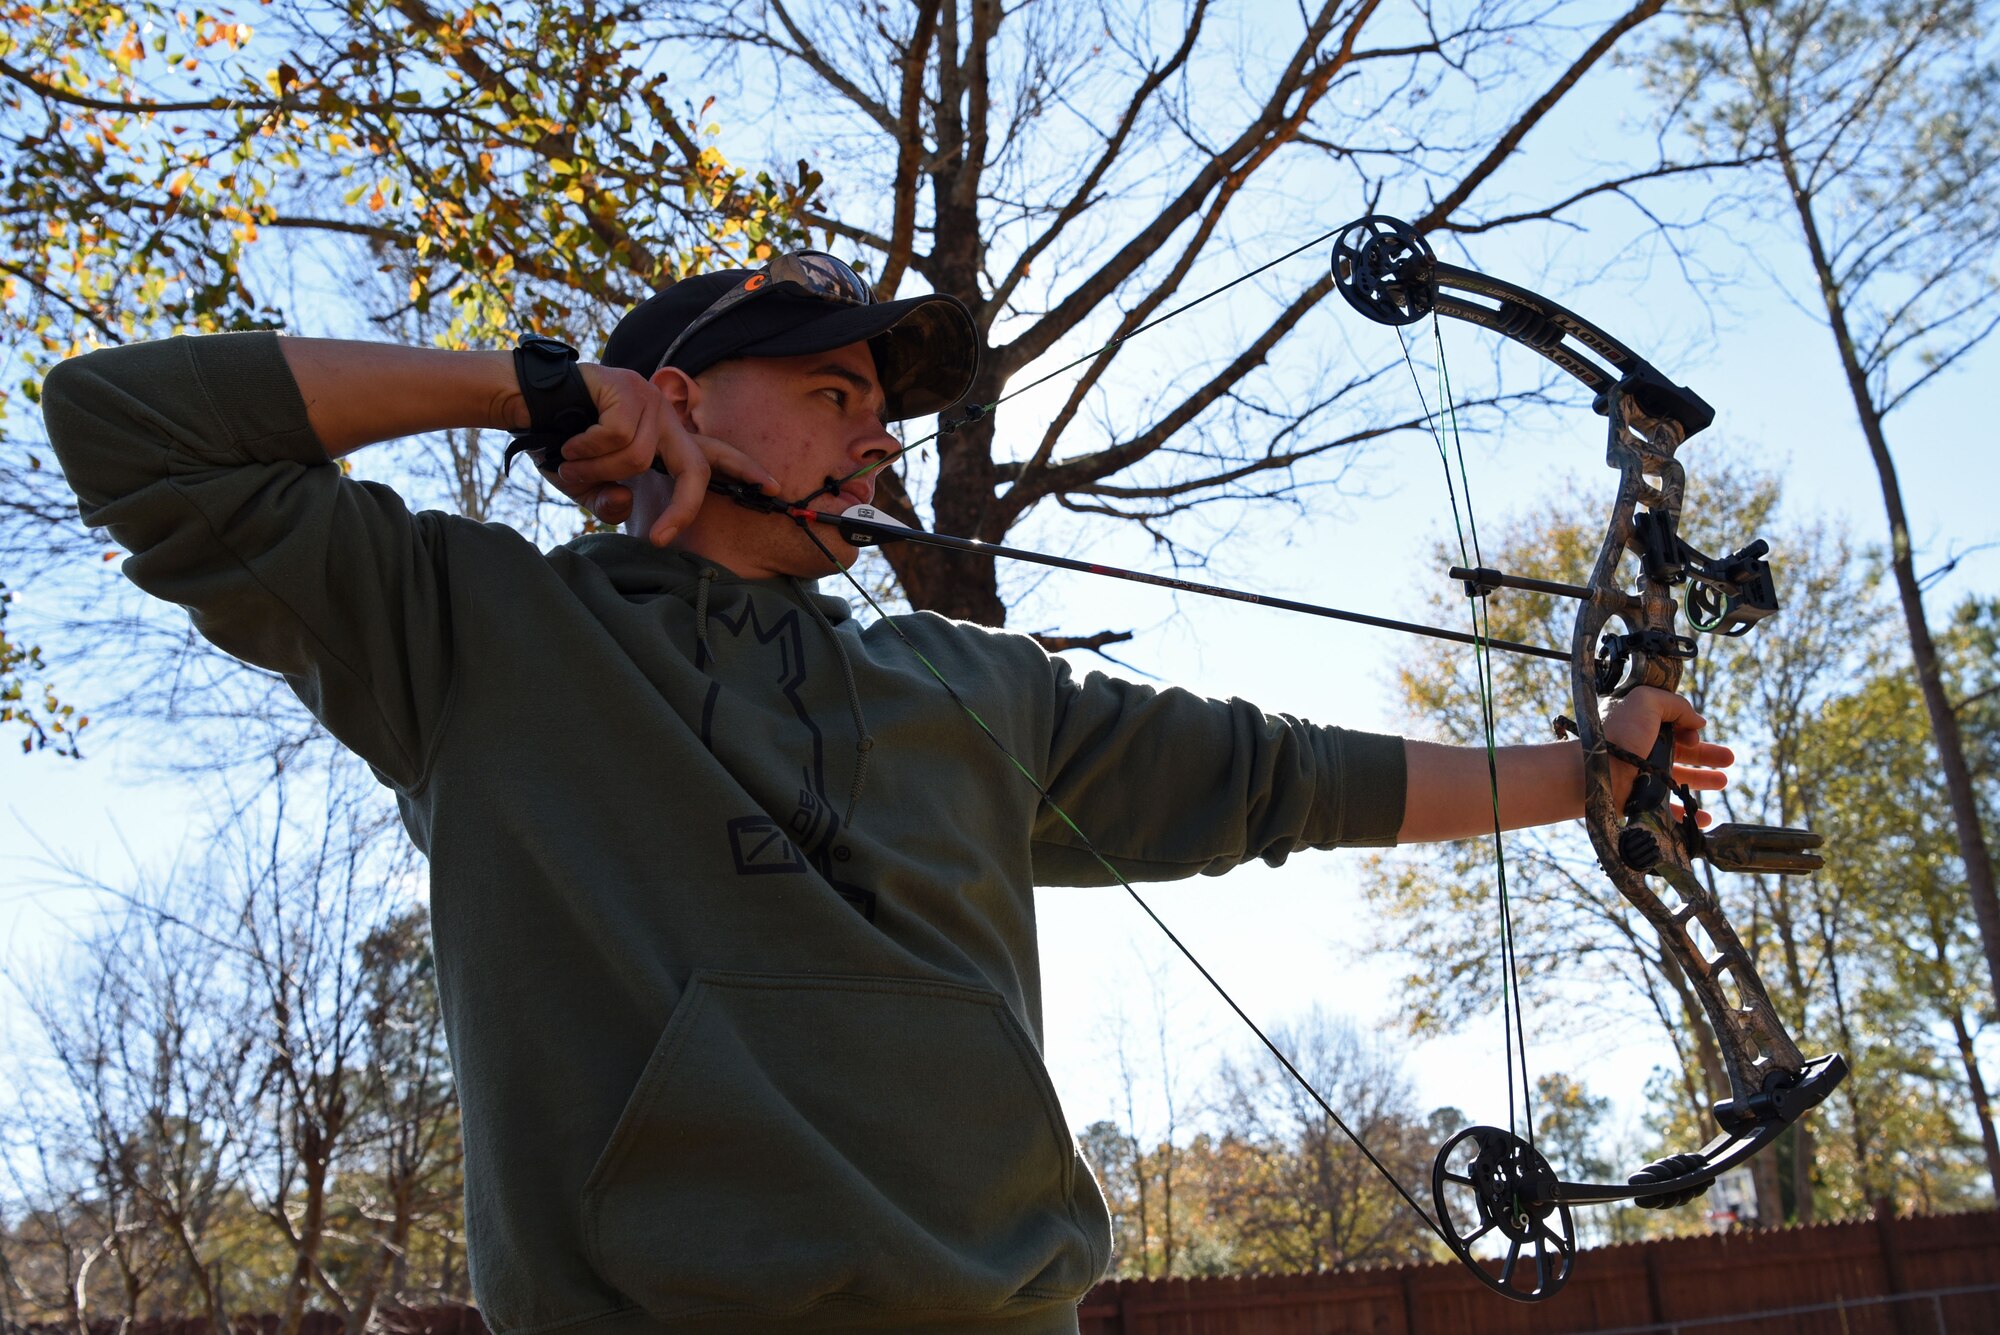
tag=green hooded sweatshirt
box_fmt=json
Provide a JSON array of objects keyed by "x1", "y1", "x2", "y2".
[{"x1": 41, "y1": 333, "x2": 1407, "y2": 1334}]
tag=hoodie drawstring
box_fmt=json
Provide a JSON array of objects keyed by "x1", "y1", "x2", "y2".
[
  {"x1": 797, "y1": 579, "x2": 876, "y2": 826},
  {"x1": 693, "y1": 565, "x2": 715, "y2": 670}
]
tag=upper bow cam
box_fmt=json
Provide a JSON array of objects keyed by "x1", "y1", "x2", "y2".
[{"x1": 1333, "y1": 212, "x2": 1848, "y2": 1301}]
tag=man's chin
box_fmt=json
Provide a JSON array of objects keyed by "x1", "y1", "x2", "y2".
[{"x1": 785, "y1": 519, "x2": 859, "y2": 577}]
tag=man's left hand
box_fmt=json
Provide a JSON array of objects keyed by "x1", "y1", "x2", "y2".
[{"x1": 1601, "y1": 686, "x2": 1732, "y2": 826}]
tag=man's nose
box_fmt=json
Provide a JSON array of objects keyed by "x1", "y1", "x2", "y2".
[{"x1": 851, "y1": 418, "x2": 898, "y2": 467}]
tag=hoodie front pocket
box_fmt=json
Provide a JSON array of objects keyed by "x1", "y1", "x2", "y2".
[{"x1": 580, "y1": 971, "x2": 1104, "y2": 1323}]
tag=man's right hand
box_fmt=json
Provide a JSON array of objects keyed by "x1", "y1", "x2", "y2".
[{"x1": 543, "y1": 365, "x2": 777, "y2": 546}]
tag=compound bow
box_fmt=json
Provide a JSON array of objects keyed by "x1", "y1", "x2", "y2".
[
  {"x1": 511, "y1": 215, "x2": 1848, "y2": 1302},
  {"x1": 1329, "y1": 214, "x2": 1845, "y2": 1299}
]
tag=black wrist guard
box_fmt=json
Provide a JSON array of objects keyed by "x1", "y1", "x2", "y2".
[{"x1": 503, "y1": 335, "x2": 598, "y2": 475}]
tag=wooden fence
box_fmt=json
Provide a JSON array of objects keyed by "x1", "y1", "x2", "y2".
[
  {"x1": 10, "y1": 1209, "x2": 1998, "y2": 1335},
  {"x1": 1078, "y1": 1208, "x2": 2000, "y2": 1334}
]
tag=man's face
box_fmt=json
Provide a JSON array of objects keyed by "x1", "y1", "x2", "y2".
[
  {"x1": 693, "y1": 341, "x2": 897, "y2": 512},
  {"x1": 650, "y1": 339, "x2": 901, "y2": 578}
]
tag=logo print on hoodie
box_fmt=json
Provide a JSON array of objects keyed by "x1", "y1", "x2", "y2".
[{"x1": 699, "y1": 599, "x2": 878, "y2": 920}]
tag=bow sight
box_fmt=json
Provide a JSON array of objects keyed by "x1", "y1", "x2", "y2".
[{"x1": 1333, "y1": 213, "x2": 1845, "y2": 1302}]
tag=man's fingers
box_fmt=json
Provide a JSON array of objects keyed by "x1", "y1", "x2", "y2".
[
  {"x1": 1671, "y1": 764, "x2": 1729, "y2": 792},
  {"x1": 559, "y1": 420, "x2": 637, "y2": 462},
  {"x1": 1675, "y1": 739, "x2": 1734, "y2": 767},
  {"x1": 1600, "y1": 686, "x2": 1739, "y2": 824},
  {"x1": 1646, "y1": 687, "x2": 1706, "y2": 730},
  {"x1": 586, "y1": 483, "x2": 632, "y2": 525},
  {"x1": 557, "y1": 366, "x2": 660, "y2": 472},
  {"x1": 651, "y1": 455, "x2": 711, "y2": 545},
  {"x1": 703, "y1": 440, "x2": 780, "y2": 493}
]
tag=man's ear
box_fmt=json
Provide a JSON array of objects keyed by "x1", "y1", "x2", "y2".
[
  {"x1": 649, "y1": 366, "x2": 701, "y2": 434},
  {"x1": 625, "y1": 367, "x2": 695, "y2": 541}
]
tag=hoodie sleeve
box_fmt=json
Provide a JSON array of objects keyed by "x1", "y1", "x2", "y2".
[
  {"x1": 1029, "y1": 653, "x2": 1406, "y2": 886},
  {"x1": 40, "y1": 333, "x2": 455, "y2": 792}
]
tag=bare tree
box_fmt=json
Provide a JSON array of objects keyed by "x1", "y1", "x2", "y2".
[
  {"x1": 1639, "y1": 0, "x2": 2000, "y2": 1014},
  {"x1": 1090, "y1": 959, "x2": 1211, "y2": 1278},
  {"x1": 338, "y1": 905, "x2": 465, "y2": 1323},
  {"x1": 4, "y1": 890, "x2": 259, "y2": 1324},
  {"x1": 0, "y1": 1135, "x2": 130, "y2": 1332},
  {"x1": 201, "y1": 763, "x2": 415, "y2": 1335},
  {"x1": 672, "y1": 0, "x2": 1732, "y2": 633},
  {"x1": 3, "y1": 750, "x2": 476, "y2": 1319},
  {"x1": 1207, "y1": 1007, "x2": 1432, "y2": 1271}
]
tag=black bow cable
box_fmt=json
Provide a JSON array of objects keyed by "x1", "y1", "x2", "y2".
[
  {"x1": 810, "y1": 225, "x2": 1353, "y2": 503},
  {"x1": 788, "y1": 513, "x2": 1453, "y2": 1248}
]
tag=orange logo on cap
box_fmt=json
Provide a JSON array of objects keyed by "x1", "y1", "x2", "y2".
[{"x1": 744, "y1": 274, "x2": 768, "y2": 291}]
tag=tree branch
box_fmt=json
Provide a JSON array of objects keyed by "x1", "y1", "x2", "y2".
[{"x1": 1420, "y1": 0, "x2": 1670, "y2": 228}]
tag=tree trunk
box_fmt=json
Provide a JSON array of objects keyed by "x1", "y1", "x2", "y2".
[
  {"x1": 278, "y1": 1117, "x2": 340, "y2": 1335},
  {"x1": 1134, "y1": 1135, "x2": 1152, "y2": 1278},
  {"x1": 877, "y1": 0, "x2": 1007, "y2": 628},
  {"x1": 1948, "y1": 1003, "x2": 2000, "y2": 1197},
  {"x1": 1825, "y1": 934, "x2": 1888, "y2": 1207},
  {"x1": 1764, "y1": 885, "x2": 1816, "y2": 1226},
  {"x1": 1772, "y1": 130, "x2": 2000, "y2": 1016},
  {"x1": 1790, "y1": 1117, "x2": 1818, "y2": 1224},
  {"x1": 345, "y1": 1194, "x2": 412, "y2": 1335}
]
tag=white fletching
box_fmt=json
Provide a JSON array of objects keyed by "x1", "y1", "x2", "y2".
[{"x1": 840, "y1": 504, "x2": 909, "y2": 530}]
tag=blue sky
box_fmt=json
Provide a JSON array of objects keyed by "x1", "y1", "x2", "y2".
[{"x1": 5, "y1": 0, "x2": 1997, "y2": 1219}]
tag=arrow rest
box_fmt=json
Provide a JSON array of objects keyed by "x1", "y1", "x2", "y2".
[{"x1": 1593, "y1": 625, "x2": 1698, "y2": 695}]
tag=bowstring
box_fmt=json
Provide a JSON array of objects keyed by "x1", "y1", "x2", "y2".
[
  {"x1": 783, "y1": 222, "x2": 1550, "y2": 1247},
  {"x1": 829, "y1": 226, "x2": 1350, "y2": 496},
  {"x1": 792, "y1": 519, "x2": 1450, "y2": 1246},
  {"x1": 1395, "y1": 315, "x2": 1536, "y2": 1156}
]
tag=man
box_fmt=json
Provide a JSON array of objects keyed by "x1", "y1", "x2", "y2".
[{"x1": 41, "y1": 253, "x2": 1724, "y2": 1334}]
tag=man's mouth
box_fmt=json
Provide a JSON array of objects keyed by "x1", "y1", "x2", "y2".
[{"x1": 824, "y1": 474, "x2": 874, "y2": 510}]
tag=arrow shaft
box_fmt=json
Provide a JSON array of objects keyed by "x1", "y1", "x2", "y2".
[{"x1": 793, "y1": 507, "x2": 1567, "y2": 663}]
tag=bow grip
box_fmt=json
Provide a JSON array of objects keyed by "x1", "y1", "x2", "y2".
[{"x1": 1624, "y1": 724, "x2": 1677, "y2": 816}]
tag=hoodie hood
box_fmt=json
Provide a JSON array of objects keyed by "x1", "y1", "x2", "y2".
[{"x1": 567, "y1": 532, "x2": 857, "y2": 626}]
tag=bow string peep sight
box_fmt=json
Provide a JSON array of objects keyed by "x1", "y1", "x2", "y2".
[{"x1": 1331, "y1": 213, "x2": 1845, "y2": 1303}]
